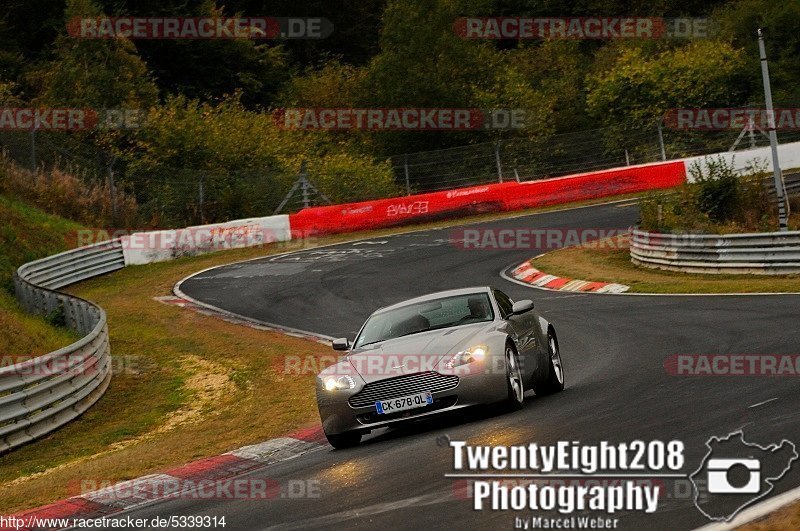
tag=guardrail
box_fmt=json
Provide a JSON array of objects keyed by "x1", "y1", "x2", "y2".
[
  {"x1": 4, "y1": 240, "x2": 124, "y2": 452},
  {"x1": 765, "y1": 171, "x2": 800, "y2": 198},
  {"x1": 630, "y1": 229, "x2": 800, "y2": 274},
  {"x1": 3, "y1": 147, "x2": 795, "y2": 451}
]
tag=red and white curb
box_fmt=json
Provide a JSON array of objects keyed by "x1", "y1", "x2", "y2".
[
  {"x1": 510, "y1": 262, "x2": 630, "y2": 294},
  {"x1": 8, "y1": 425, "x2": 327, "y2": 530}
]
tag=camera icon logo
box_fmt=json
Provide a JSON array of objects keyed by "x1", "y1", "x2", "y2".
[
  {"x1": 691, "y1": 431, "x2": 798, "y2": 522},
  {"x1": 706, "y1": 458, "x2": 760, "y2": 494}
]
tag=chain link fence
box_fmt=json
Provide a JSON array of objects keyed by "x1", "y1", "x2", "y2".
[{"x1": 3, "y1": 123, "x2": 800, "y2": 228}]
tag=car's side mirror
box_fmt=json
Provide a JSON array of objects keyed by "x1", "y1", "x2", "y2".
[
  {"x1": 332, "y1": 338, "x2": 351, "y2": 351},
  {"x1": 511, "y1": 300, "x2": 534, "y2": 315}
]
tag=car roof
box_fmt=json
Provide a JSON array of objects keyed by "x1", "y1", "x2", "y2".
[{"x1": 373, "y1": 286, "x2": 494, "y2": 314}]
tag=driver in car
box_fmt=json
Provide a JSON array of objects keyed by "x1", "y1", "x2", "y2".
[{"x1": 462, "y1": 296, "x2": 491, "y2": 322}]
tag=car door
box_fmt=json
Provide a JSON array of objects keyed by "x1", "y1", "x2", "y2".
[{"x1": 494, "y1": 289, "x2": 539, "y2": 379}]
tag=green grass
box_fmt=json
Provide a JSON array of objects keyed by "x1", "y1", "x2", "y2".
[
  {"x1": 0, "y1": 192, "x2": 652, "y2": 513},
  {"x1": 0, "y1": 194, "x2": 83, "y2": 292},
  {"x1": 0, "y1": 195, "x2": 82, "y2": 361},
  {"x1": 530, "y1": 235, "x2": 800, "y2": 294}
]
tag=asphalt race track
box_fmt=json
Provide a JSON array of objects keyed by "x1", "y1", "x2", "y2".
[{"x1": 113, "y1": 202, "x2": 800, "y2": 529}]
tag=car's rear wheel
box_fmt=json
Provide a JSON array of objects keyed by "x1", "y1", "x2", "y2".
[
  {"x1": 325, "y1": 430, "x2": 361, "y2": 449},
  {"x1": 534, "y1": 331, "x2": 565, "y2": 395},
  {"x1": 504, "y1": 344, "x2": 524, "y2": 410}
]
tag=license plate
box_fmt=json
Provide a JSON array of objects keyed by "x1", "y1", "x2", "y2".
[{"x1": 375, "y1": 391, "x2": 433, "y2": 414}]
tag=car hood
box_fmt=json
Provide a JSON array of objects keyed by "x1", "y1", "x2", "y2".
[{"x1": 347, "y1": 322, "x2": 492, "y2": 383}]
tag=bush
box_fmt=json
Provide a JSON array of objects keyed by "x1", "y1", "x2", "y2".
[
  {"x1": 124, "y1": 94, "x2": 401, "y2": 223},
  {"x1": 692, "y1": 156, "x2": 741, "y2": 223},
  {"x1": 639, "y1": 156, "x2": 777, "y2": 233},
  {"x1": 0, "y1": 153, "x2": 139, "y2": 227}
]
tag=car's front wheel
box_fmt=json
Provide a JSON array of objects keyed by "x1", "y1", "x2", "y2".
[
  {"x1": 534, "y1": 331, "x2": 565, "y2": 395},
  {"x1": 325, "y1": 430, "x2": 362, "y2": 449},
  {"x1": 504, "y1": 344, "x2": 524, "y2": 410}
]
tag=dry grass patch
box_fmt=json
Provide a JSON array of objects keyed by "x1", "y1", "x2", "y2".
[
  {"x1": 529, "y1": 234, "x2": 800, "y2": 294},
  {"x1": 0, "y1": 193, "x2": 647, "y2": 513},
  {"x1": 739, "y1": 502, "x2": 800, "y2": 530}
]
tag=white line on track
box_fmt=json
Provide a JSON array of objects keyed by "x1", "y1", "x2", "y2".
[{"x1": 749, "y1": 397, "x2": 779, "y2": 409}]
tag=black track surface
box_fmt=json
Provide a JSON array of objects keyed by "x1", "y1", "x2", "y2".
[{"x1": 100, "y1": 202, "x2": 800, "y2": 530}]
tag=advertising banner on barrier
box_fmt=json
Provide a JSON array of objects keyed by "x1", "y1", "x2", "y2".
[
  {"x1": 288, "y1": 161, "x2": 687, "y2": 237},
  {"x1": 122, "y1": 215, "x2": 292, "y2": 265}
]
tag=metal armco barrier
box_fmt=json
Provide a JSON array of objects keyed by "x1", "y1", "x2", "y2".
[
  {"x1": 630, "y1": 229, "x2": 800, "y2": 274},
  {"x1": 4, "y1": 240, "x2": 124, "y2": 452},
  {"x1": 765, "y1": 171, "x2": 800, "y2": 198}
]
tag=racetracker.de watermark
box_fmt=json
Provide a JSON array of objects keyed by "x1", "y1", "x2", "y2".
[
  {"x1": 0, "y1": 354, "x2": 142, "y2": 377},
  {"x1": 67, "y1": 17, "x2": 333, "y2": 40},
  {"x1": 450, "y1": 228, "x2": 628, "y2": 250},
  {"x1": 71, "y1": 226, "x2": 294, "y2": 251},
  {"x1": 0, "y1": 108, "x2": 142, "y2": 131},
  {"x1": 454, "y1": 17, "x2": 714, "y2": 40},
  {"x1": 273, "y1": 108, "x2": 527, "y2": 131},
  {"x1": 68, "y1": 477, "x2": 321, "y2": 501},
  {"x1": 665, "y1": 354, "x2": 800, "y2": 376},
  {"x1": 664, "y1": 108, "x2": 800, "y2": 131}
]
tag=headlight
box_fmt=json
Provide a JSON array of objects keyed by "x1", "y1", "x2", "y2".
[
  {"x1": 446, "y1": 345, "x2": 488, "y2": 369},
  {"x1": 323, "y1": 375, "x2": 356, "y2": 391}
]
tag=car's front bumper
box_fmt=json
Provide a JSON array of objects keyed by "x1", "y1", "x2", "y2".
[{"x1": 317, "y1": 367, "x2": 508, "y2": 436}]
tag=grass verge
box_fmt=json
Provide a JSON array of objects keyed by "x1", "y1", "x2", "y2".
[
  {"x1": 0, "y1": 195, "x2": 83, "y2": 358},
  {"x1": 740, "y1": 501, "x2": 800, "y2": 530},
  {"x1": 0, "y1": 193, "x2": 646, "y2": 513},
  {"x1": 529, "y1": 234, "x2": 800, "y2": 294}
]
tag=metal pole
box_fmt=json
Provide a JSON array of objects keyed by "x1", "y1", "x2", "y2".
[
  {"x1": 625, "y1": 149, "x2": 630, "y2": 166},
  {"x1": 300, "y1": 160, "x2": 310, "y2": 209},
  {"x1": 758, "y1": 28, "x2": 789, "y2": 231},
  {"x1": 30, "y1": 129, "x2": 36, "y2": 172},
  {"x1": 106, "y1": 158, "x2": 117, "y2": 224},
  {"x1": 494, "y1": 141, "x2": 503, "y2": 183},
  {"x1": 404, "y1": 154, "x2": 411, "y2": 195},
  {"x1": 657, "y1": 120, "x2": 666, "y2": 160},
  {"x1": 198, "y1": 173, "x2": 205, "y2": 223}
]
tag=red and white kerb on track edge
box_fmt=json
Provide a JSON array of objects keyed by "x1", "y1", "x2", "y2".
[{"x1": 511, "y1": 262, "x2": 629, "y2": 294}]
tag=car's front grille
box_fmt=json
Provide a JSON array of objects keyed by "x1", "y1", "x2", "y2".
[{"x1": 348, "y1": 371, "x2": 459, "y2": 408}]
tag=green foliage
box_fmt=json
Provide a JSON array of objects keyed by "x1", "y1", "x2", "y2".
[
  {"x1": 0, "y1": 194, "x2": 83, "y2": 293},
  {"x1": 31, "y1": 0, "x2": 158, "y2": 110},
  {"x1": 301, "y1": 153, "x2": 397, "y2": 204},
  {"x1": 639, "y1": 156, "x2": 773, "y2": 233},
  {"x1": 131, "y1": 1, "x2": 291, "y2": 107},
  {"x1": 713, "y1": 0, "x2": 800, "y2": 105},
  {"x1": 1, "y1": 0, "x2": 799, "y2": 227},
  {"x1": 586, "y1": 41, "x2": 749, "y2": 152},
  {"x1": 691, "y1": 157, "x2": 740, "y2": 223},
  {"x1": 123, "y1": 93, "x2": 396, "y2": 223},
  {"x1": 359, "y1": 0, "x2": 556, "y2": 154}
]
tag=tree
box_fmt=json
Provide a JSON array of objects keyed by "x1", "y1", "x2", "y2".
[
  {"x1": 585, "y1": 40, "x2": 749, "y2": 153},
  {"x1": 31, "y1": 0, "x2": 158, "y2": 110},
  {"x1": 712, "y1": 0, "x2": 800, "y2": 105}
]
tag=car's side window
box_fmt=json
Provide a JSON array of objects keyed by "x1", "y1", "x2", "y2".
[{"x1": 494, "y1": 290, "x2": 514, "y2": 318}]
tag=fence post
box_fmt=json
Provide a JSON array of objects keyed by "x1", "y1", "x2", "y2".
[
  {"x1": 494, "y1": 140, "x2": 503, "y2": 183},
  {"x1": 300, "y1": 160, "x2": 310, "y2": 209},
  {"x1": 404, "y1": 154, "x2": 411, "y2": 195},
  {"x1": 30, "y1": 129, "x2": 37, "y2": 172},
  {"x1": 106, "y1": 157, "x2": 117, "y2": 224},
  {"x1": 198, "y1": 173, "x2": 205, "y2": 223}
]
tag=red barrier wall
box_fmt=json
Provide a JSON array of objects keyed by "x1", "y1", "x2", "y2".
[{"x1": 288, "y1": 160, "x2": 687, "y2": 237}]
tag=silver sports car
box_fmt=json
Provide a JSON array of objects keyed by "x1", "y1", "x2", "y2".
[{"x1": 316, "y1": 287, "x2": 565, "y2": 448}]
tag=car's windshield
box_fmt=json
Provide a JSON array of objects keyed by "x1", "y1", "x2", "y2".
[{"x1": 354, "y1": 293, "x2": 494, "y2": 348}]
